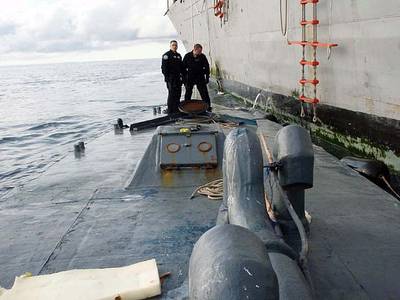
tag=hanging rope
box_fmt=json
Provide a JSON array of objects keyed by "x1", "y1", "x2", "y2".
[
  {"x1": 327, "y1": 0, "x2": 333, "y2": 60},
  {"x1": 252, "y1": 90, "x2": 265, "y2": 109},
  {"x1": 279, "y1": 0, "x2": 289, "y2": 37},
  {"x1": 381, "y1": 176, "x2": 400, "y2": 200}
]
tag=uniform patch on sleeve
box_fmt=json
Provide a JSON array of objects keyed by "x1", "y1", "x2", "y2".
[{"x1": 163, "y1": 55, "x2": 169, "y2": 60}]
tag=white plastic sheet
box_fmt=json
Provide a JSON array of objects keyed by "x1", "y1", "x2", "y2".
[{"x1": 0, "y1": 259, "x2": 161, "y2": 300}]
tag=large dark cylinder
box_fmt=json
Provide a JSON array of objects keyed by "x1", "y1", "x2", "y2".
[
  {"x1": 271, "y1": 125, "x2": 314, "y2": 224},
  {"x1": 223, "y1": 127, "x2": 276, "y2": 242},
  {"x1": 272, "y1": 125, "x2": 314, "y2": 189},
  {"x1": 189, "y1": 224, "x2": 279, "y2": 300},
  {"x1": 210, "y1": 127, "x2": 313, "y2": 300}
]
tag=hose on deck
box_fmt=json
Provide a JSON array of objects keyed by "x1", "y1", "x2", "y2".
[{"x1": 259, "y1": 133, "x2": 315, "y2": 295}]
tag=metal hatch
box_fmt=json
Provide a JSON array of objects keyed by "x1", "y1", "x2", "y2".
[{"x1": 159, "y1": 125, "x2": 218, "y2": 169}]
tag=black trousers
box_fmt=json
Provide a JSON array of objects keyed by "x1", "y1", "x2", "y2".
[
  {"x1": 166, "y1": 78, "x2": 182, "y2": 114},
  {"x1": 184, "y1": 82, "x2": 211, "y2": 108}
]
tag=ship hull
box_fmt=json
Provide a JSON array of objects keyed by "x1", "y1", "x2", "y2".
[{"x1": 167, "y1": 0, "x2": 400, "y2": 171}]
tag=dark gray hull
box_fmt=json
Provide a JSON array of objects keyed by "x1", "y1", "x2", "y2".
[{"x1": 1, "y1": 103, "x2": 399, "y2": 299}]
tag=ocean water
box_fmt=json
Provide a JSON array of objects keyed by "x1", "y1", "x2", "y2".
[{"x1": 0, "y1": 59, "x2": 167, "y2": 197}]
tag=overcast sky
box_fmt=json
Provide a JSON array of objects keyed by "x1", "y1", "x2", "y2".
[{"x1": 0, "y1": 0, "x2": 180, "y2": 65}]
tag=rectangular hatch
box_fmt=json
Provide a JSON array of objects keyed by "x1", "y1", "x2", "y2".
[{"x1": 159, "y1": 126, "x2": 218, "y2": 169}]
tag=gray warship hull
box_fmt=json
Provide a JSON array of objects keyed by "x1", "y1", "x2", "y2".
[{"x1": 166, "y1": 0, "x2": 400, "y2": 172}]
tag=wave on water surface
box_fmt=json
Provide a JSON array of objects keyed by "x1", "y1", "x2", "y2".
[{"x1": 0, "y1": 59, "x2": 166, "y2": 198}]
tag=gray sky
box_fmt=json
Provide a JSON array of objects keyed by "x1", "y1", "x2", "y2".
[{"x1": 0, "y1": 0, "x2": 179, "y2": 65}]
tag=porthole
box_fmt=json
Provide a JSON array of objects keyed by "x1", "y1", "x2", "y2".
[
  {"x1": 166, "y1": 143, "x2": 181, "y2": 153},
  {"x1": 198, "y1": 142, "x2": 212, "y2": 152}
]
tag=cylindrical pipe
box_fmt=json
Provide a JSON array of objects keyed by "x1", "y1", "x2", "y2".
[{"x1": 270, "y1": 125, "x2": 314, "y2": 230}]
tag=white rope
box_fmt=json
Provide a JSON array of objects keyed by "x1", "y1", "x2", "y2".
[
  {"x1": 191, "y1": 0, "x2": 195, "y2": 43},
  {"x1": 327, "y1": 0, "x2": 333, "y2": 60},
  {"x1": 190, "y1": 179, "x2": 223, "y2": 200},
  {"x1": 279, "y1": 0, "x2": 289, "y2": 37},
  {"x1": 253, "y1": 91, "x2": 271, "y2": 110},
  {"x1": 381, "y1": 176, "x2": 400, "y2": 200}
]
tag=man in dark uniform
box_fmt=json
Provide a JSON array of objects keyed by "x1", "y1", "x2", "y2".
[
  {"x1": 161, "y1": 40, "x2": 183, "y2": 114},
  {"x1": 183, "y1": 44, "x2": 211, "y2": 111}
]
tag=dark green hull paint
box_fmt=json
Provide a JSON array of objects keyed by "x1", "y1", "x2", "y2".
[{"x1": 211, "y1": 78, "x2": 400, "y2": 173}]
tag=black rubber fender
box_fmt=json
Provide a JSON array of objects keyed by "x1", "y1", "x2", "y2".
[{"x1": 189, "y1": 224, "x2": 279, "y2": 300}]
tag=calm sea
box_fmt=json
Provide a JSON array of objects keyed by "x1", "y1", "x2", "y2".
[{"x1": 0, "y1": 59, "x2": 167, "y2": 197}]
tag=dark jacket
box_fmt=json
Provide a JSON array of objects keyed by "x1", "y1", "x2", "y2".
[
  {"x1": 182, "y1": 52, "x2": 210, "y2": 84},
  {"x1": 161, "y1": 50, "x2": 183, "y2": 82}
]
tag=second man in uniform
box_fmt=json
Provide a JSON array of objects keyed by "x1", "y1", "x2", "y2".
[{"x1": 183, "y1": 44, "x2": 212, "y2": 111}]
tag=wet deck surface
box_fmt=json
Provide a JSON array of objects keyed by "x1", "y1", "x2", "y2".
[
  {"x1": 0, "y1": 122, "x2": 222, "y2": 298},
  {"x1": 0, "y1": 129, "x2": 152, "y2": 288},
  {"x1": 258, "y1": 119, "x2": 400, "y2": 300},
  {"x1": 1, "y1": 103, "x2": 400, "y2": 299}
]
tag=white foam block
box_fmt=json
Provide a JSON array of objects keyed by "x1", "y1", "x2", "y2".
[{"x1": 0, "y1": 259, "x2": 161, "y2": 300}]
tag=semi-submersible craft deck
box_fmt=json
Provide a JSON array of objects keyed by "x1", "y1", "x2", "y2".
[{"x1": 0, "y1": 100, "x2": 399, "y2": 299}]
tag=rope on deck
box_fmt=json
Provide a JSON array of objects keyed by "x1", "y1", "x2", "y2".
[
  {"x1": 381, "y1": 175, "x2": 400, "y2": 200},
  {"x1": 190, "y1": 179, "x2": 223, "y2": 200}
]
